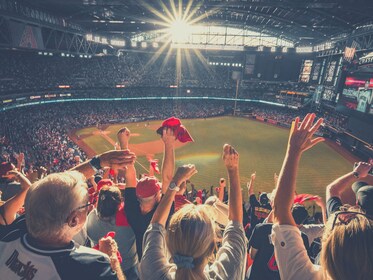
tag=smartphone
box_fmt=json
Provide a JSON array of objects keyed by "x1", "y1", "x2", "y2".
[{"x1": 353, "y1": 163, "x2": 373, "y2": 175}]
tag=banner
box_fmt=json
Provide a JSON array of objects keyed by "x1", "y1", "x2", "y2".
[{"x1": 9, "y1": 21, "x2": 44, "y2": 50}]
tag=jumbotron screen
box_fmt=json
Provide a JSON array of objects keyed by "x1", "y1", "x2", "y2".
[{"x1": 339, "y1": 75, "x2": 373, "y2": 114}]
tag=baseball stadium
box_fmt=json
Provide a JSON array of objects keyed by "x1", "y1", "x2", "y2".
[{"x1": 0, "y1": 1, "x2": 373, "y2": 280}]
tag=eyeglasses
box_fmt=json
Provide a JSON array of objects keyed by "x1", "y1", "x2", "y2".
[
  {"x1": 331, "y1": 211, "x2": 372, "y2": 230},
  {"x1": 73, "y1": 197, "x2": 97, "y2": 212}
]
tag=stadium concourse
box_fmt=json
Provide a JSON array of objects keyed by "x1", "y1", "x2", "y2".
[{"x1": 1, "y1": 0, "x2": 373, "y2": 280}]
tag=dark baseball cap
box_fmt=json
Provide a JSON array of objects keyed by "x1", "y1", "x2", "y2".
[{"x1": 352, "y1": 181, "x2": 373, "y2": 216}]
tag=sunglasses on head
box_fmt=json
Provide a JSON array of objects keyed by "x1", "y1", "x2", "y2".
[{"x1": 331, "y1": 211, "x2": 372, "y2": 230}]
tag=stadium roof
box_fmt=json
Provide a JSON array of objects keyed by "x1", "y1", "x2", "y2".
[{"x1": 24, "y1": 0, "x2": 373, "y2": 45}]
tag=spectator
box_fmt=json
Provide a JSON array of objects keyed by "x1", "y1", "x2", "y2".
[
  {"x1": 246, "y1": 172, "x2": 272, "y2": 238},
  {"x1": 326, "y1": 161, "x2": 373, "y2": 217},
  {"x1": 0, "y1": 170, "x2": 31, "y2": 232},
  {"x1": 247, "y1": 204, "x2": 310, "y2": 280},
  {"x1": 271, "y1": 113, "x2": 373, "y2": 280},
  {"x1": 0, "y1": 171, "x2": 124, "y2": 279},
  {"x1": 139, "y1": 144, "x2": 247, "y2": 280},
  {"x1": 122, "y1": 126, "x2": 177, "y2": 259},
  {"x1": 87, "y1": 186, "x2": 138, "y2": 280}
]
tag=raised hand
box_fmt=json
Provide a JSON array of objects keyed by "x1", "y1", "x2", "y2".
[
  {"x1": 173, "y1": 164, "x2": 198, "y2": 186},
  {"x1": 288, "y1": 113, "x2": 324, "y2": 154},
  {"x1": 251, "y1": 172, "x2": 256, "y2": 181},
  {"x1": 353, "y1": 162, "x2": 372, "y2": 178},
  {"x1": 117, "y1": 127, "x2": 130, "y2": 150},
  {"x1": 98, "y1": 236, "x2": 118, "y2": 258},
  {"x1": 162, "y1": 127, "x2": 176, "y2": 145},
  {"x1": 99, "y1": 150, "x2": 136, "y2": 170},
  {"x1": 7, "y1": 170, "x2": 31, "y2": 190},
  {"x1": 222, "y1": 144, "x2": 239, "y2": 171}
]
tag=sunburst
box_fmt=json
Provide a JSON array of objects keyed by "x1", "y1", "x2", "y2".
[{"x1": 137, "y1": 0, "x2": 218, "y2": 96}]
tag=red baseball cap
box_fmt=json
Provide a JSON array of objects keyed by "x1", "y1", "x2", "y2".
[
  {"x1": 156, "y1": 117, "x2": 194, "y2": 143},
  {"x1": 136, "y1": 176, "x2": 161, "y2": 199},
  {"x1": 97, "y1": 179, "x2": 114, "y2": 193}
]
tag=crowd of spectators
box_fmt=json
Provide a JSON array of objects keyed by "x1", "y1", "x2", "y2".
[
  {"x1": 0, "y1": 51, "x2": 235, "y2": 93},
  {"x1": 1, "y1": 113, "x2": 371, "y2": 280},
  {"x1": 0, "y1": 100, "x2": 349, "y2": 177},
  {"x1": 0, "y1": 51, "x2": 310, "y2": 98}
]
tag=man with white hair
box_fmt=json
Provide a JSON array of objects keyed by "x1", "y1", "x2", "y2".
[{"x1": 0, "y1": 150, "x2": 135, "y2": 280}]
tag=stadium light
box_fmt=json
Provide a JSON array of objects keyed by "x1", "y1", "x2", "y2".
[
  {"x1": 131, "y1": 41, "x2": 137, "y2": 48},
  {"x1": 296, "y1": 46, "x2": 313, "y2": 53},
  {"x1": 141, "y1": 42, "x2": 147, "y2": 48},
  {"x1": 111, "y1": 39, "x2": 125, "y2": 47},
  {"x1": 152, "y1": 42, "x2": 159, "y2": 48},
  {"x1": 271, "y1": 47, "x2": 276, "y2": 52},
  {"x1": 282, "y1": 47, "x2": 288, "y2": 53}
]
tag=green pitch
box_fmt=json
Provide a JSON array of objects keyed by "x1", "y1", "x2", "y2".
[{"x1": 75, "y1": 116, "x2": 352, "y2": 201}]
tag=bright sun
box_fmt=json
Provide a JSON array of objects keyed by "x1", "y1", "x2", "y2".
[{"x1": 169, "y1": 18, "x2": 193, "y2": 43}]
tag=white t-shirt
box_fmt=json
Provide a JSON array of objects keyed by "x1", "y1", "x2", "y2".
[{"x1": 271, "y1": 224, "x2": 323, "y2": 280}]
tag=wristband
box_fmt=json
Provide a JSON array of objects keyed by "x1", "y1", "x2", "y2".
[
  {"x1": 89, "y1": 156, "x2": 102, "y2": 172},
  {"x1": 353, "y1": 171, "x2": 360, "y2": 179}
]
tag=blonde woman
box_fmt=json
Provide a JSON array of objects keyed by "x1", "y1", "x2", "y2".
[
  {"x1": 139, "y1": 144, "x2": 247, "y2": 280},
  {"x1": 271, "y1": 113, "x2": 373, "y2": 280}
]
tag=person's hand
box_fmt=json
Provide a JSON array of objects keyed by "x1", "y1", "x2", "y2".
[
  {"x1": 353, "y1": 162, "x2": 372, "y2": 178},
  {"x1": 288, "y1": 113, "x2": 324, "y2": 155},
  {"x1": 222, "y1": 144, "x2": 239, "y2": 171},
  {"x1": 251, "y1": 172, "x2": 256, "y2": 181},
  {"x1": 173, "y1": 164, "x2": 197, "y2": 186},
  {"x1": 7, "y1": 170, "x2": 31, "y2": 190},
  {"x1": 15, "y1": 153, "x2": 24, "y2": 165},
  {"x1": 117, "y1": 127, "x2": 130, "y2": 149},
  {"x1": 99, "y1": 236, "x2": 118, "y2": 258},
  {"x1": 162, "y1": 127, "x2": 176, "y2": 145},
  {"x1": 99, "y1": 150, "x2": 136, "y2": 170}
]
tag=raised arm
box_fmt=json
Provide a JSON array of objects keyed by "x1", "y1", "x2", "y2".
[
  {"x1": 223, "y1": 144, "x2": 243, "y2": 222},
  {"x1": 326, "y1": 162, "x2": 372, "y2": 201},
  {"x1": 15, "y1": 152, "x2": 25, "y2": 173},
  {"x1": 161, "y1": 127, "x2": 176, "y2": 194},
  {"x1": 117, "y1": 127, "x2": 130, "y2": 150},
  {"x1": 247, "y1": 172, "x2": 256, "y2": 197},
  {"x1": 151, "y1": 165, "x2": 197, "y2": 227},
  {"x1": 273, "y1": 113, "x2": 324, "y2": 226},
  {"x1": 218, "y1": 179, "x2": 226, "y2": 202},
  {"x1": 123, "y1": 157, "x2": 138, "y2": 189},
  {"x1": 70, "y1": 150, "x2": 136, "y2": 178},
  {"x1": 98, "y1": 236, "x2": 125, "y2": 280},
  {"x1": 0, "y1": 170, "x2": 31, "y2": 225}
]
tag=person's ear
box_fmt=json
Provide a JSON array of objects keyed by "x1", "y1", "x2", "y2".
[{"x1": 67, "y1": 212, "x2": 79, "y2": 228}]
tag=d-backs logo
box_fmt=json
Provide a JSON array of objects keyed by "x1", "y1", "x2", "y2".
[
  {"x1": 267, "y1": 253, "x2": 279, "y2": 271},
  {"x1": 5, "y1": 250, "x2": 38, "y2": 280}
]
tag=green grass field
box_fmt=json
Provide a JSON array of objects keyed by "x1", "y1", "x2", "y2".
[{"x1": 75, "y1": 116, "x2": 353, "y2": 201}]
